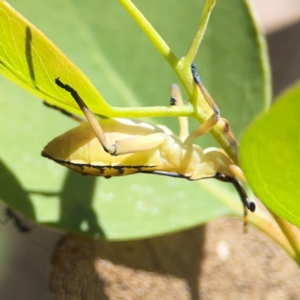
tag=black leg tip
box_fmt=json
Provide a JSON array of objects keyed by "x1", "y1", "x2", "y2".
[
  {"x1": 191, "y1": 63, "x2": 201, "y2": 83},
  {"x1": 55, "y1": 77, "x2": 65, "y2": 88},
  {"x1": 248, "y1": 201, "x2": 256, "y2": 212},
  {"x1": 170, "y1": 96, "x2": 176, "y2": 106}
]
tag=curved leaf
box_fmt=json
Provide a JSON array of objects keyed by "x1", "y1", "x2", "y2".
[
  {"x1": 0, "y1": 0, "x2": 268, "y2": 239},
  {"x1": 241, "y1": 83, "x2": 300, "y2": 227},
  {"x1": 0, "y1": 0, "x2": 112, "y2": 115}
]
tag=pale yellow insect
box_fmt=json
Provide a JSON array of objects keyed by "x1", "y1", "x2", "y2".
[{"x1": 42, "y1": 65, "x2": 255, "y2": 225}]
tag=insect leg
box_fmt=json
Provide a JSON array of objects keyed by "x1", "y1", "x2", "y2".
[
  {"x1": 170, "y1": 84, "x2": 189, "y2": 140},
  {"x1": 55, "y1": 78, "x2": 118, "y2": 155},
  {"x1": 113, "y1": 133, "x2": 167, "y2": 155},
  {"x1": 203, "y1": 148, "x2": 248, "y2": 184},
  {"x1": 55, "y1": 78, "x2": 167, "y2": 156}
]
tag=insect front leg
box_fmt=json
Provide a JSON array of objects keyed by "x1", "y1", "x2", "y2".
[{"x1": 55, "y1": 78, "x2": 167, "y2": 156}]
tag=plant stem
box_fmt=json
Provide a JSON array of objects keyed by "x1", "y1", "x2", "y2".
[
  {"x1": 107, "y1": 104, "x2": 194, "y2": 118},
  {"x1": 185, "y1": 0, "x2": 216, "y2": 65},
  {"x1": 118, "y1": 0, "x2": 239, "y2": 163},
  {"x1": 118, "y1": 0, "x2": 178, "y2": 68},
  {"x1": 272, "y1": 214, "x2": 300, "y2": 265},
  {"x1": 249, "y1": 205, "x2": 300, "y2": 265}
]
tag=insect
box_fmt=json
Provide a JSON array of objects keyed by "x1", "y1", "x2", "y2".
[{"x1": 42, "y1": 64, "x2": 255, "y2": 226}]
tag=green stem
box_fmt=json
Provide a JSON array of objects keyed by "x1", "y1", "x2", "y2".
[
  {"x1": 185, "y1": 0, "x2": 216, "y2": 65},
  {"x1": 105, "y1": 104, "x2": 194, "y2": 118},
  {"x1": 272, "y1": 214, "x2": 300, "y2": 265},
  {"x1": 118, "y1": 0, "x2": 178, "y2": 68},
  {"x1": 249, "y1": 206, "x2": 300, "y2": 265},
  {"x1": 118, "y1": 0, "x2": 238, "y2": 163}
]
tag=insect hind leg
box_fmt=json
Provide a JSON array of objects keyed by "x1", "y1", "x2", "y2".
[
  {"x1": 55, "y1": 78, "x2": 118, "y2": 155},
  {"x1": 54, "y1": 78, "x2": 168, "y2": 156}
]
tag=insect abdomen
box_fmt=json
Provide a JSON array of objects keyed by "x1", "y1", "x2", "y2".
[{"x1": 42, "y1": 120, "x2": 162, "y2": 176}]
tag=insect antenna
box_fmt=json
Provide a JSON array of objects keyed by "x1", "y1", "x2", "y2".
[
  {"x1": 191, "y1": 63, "x2": 220, "y2": 121},
  {"x1": 214, "y1": 173, "x2": 256, "y2": 232}
]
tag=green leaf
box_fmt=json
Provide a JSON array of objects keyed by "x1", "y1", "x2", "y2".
[
  {"x1": 0, "y1": 0, "x2": 269, "y2": 239},
  {"x1": 0, "y1": 0, "x2": 113, "y2": 116},
  {"x1": 241, "y1": 83, "x2": 300, "y2": 228}
]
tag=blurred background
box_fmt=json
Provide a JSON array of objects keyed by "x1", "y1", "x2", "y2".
[
  {"x1": 251, "y1": 0, "x2": 300, "y2": 97},
  {"x1": 1, "y1": 0, "x2": 300, "y2": 299}
]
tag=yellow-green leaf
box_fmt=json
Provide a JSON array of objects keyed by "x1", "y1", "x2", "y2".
[
  {"x1": 0, "y1": 0, "x2": 112, "y2": 116},
  {"x1": 241, "y1": 83, "x2": 300, "y2": 227}
]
